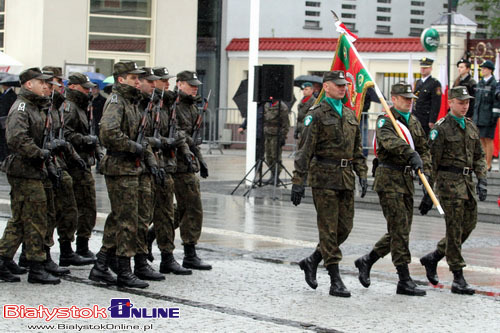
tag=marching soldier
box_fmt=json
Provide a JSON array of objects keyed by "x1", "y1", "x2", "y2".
[
  {"x1": 354, "y1": 83, "x2": 430, "y2": 296},
  {"x1": 294, "y1": 82, "x2": 316, "y2": 140},
  {"x1": 414, "y1": 58, "x2": 442, "y2": 135},
  {"x1": 291, "y1": 70, "x2": 368, "y2": 297},
  {"x1": 419, "y1": 86, "x2": 487, "y2": 295},
  {"x1": 263, "y1": 99, "x2": 289, "y2": 184},
  {"x1": 453, "y1": 59, "x2": 476, "y2": 118}
]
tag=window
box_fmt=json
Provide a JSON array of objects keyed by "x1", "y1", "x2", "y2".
[
  {"x1": 475, "y1": 15, "x2": 488, "y2": 21},
  {"x1": 344, "y1": 22, "x2": 357, "y2": 32},
  {"x1": 342, "y1": 4, "x2": 356, "y2": 10},
  {"x1": 377, "y1": 0, "x2": 391, "y2": 3},
  {"x1": 411, "y1": 1, "x2": 424, "y2": 6},
  {"x1": 475, "y1": 6, "x2": 484, "y2": 11},
  {"x1": 377, "y1": 16, "x2": 390, "y2": 22},
  {"x1": 306, "y1": 1, "x2": 321, "y2": 7},
  {"x1": 0, "y1": 0, "x2": 4, "y2": 52},
  {"x1": 377, "y1": 7, "x2": 391, "y2": 12},
  {"x1": 375, "y1": 25, "x2": 392, "y2": 34},
  {"x1": 304, "y1": 20, "x2": 321, "y2": 29},
  {"x1": 411, "y1": 10, "x2": 424, "y2": 15},
  {"x1": 409, "y1": 27, "x2": 423, "y2": 36},
  {"x1": 341, "y1": 13, "x2": 356, "y2": 19},
  {"x1": 410, "y1": 19, "x2": 424, "y2": 24},
  {"x1": 306, "y1": 11, "x2": 320, "y2": 17},
  {"x1": 477, "y1": 24, "x2": 487, "y2": 29}
]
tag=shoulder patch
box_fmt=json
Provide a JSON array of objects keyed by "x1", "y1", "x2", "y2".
[
  {"x1": 110, "y1": 94, "x2": 118, "y2": 104},
  {"x1": 304, "y1": 115, "x2": 313, "y2": 127},
  {"x1": 436, "y1": 86, "x2": 442, "y2": 96},
  {"x1": 18, "y1": 102, "x2": 25, "y2": 112},
  {"x1": 429, "y1": 129, "x2": 439, "y2": 140},
  {"x1": 377, "y1": 118, "x2": 386, "y2": 128},
  {"x1": 308, "y1": 104, "x2": 321, "y2": 111}
]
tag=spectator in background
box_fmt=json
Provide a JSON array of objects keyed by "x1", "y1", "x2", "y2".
[
  {"x1": 0, "y1": 84, "x2": 17, "y2": 162},
  {"x1": 453, "y1": 59, "x2": 476, "y2": 118},
  {"x1": 91, "y1": 86, "x2": 106, "y2": 138}
]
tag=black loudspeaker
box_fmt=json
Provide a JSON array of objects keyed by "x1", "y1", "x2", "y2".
[{"x1": 253, "y1": 64, "x2": 294, "y2": 102}]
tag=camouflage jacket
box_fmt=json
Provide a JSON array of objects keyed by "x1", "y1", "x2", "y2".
[
  {"x1": 292, "y1": 100, "x2": 367, "y2": 190},
  {"x1": 4, "y1": 88, "x2": 49, "y2": 179},
  {"x1": 263, "y1": 101, "x2": 289, "y2": 136},
  {"x1": 429, "y1": 113, "x2": 486, "y2": 200},
  {"x1": 98, "y1": 83, "x2": 156, "y2": 176},
  {"x1": 373, "y1": 108, "x2": 431, "y2": 194},
  {"x1": 174, "y1": 90, "x2": 204, "y2": 173},
  {"x1": 63, "y1": 88, "x2": 103, "y2": 168},
  {"x1": 296, "y1": 95, "x2": 316, "y2": 134}
]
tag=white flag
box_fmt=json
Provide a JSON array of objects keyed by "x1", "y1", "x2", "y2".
[
  {"x1": 473, "y1": 57, "x2": 479, "y2": 82},
  {"x1": 495, "y1": 52, "x2": 500, "y2": 79},
  {"x1": 407, "y1": 54, "x2": 414, "y2": 87}
]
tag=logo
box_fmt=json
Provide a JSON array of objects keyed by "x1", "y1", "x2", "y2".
[
  {"x1": 377, "y1": 118, "x2": 386, "y2": 128},
  {"x1": 420, "y1": 28, "x2": 440, "y2": 52},
  {"x1": 304, "y1": 115, "x2": 313, "y2": 127},
  {"x1": 108, "y1": 299, "x2": 179, "y2": 319},
  {"x1": 85, "y1": 75, "x2": 90, "y2": 82},
  {"x1": 193, "y1": 73, "x2": 198, "y2": 79},
  {"x1": 429, "y1": 129, "x2": 438, "y2": 140},
  {"x1": 463, "y1": 88, "x2": 467, "y2": 95}
]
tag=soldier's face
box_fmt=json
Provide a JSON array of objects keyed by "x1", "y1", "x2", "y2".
[
  {"x1": 29, "y1": 79, "x2": 48, "y2": 96},
  {"x1": 420, "y1": 66, "x2": 432, "y2": 77},
  {"x1": 323, "y1": 81, "x2": 346, "y2": 100},
  {"x1": 140, "y1": 79, "x2": 155, "y2": 94},
  {"x1": 42, "y1": 81, "x2": 52, "y2": 96},
  {"x1": 70, "y1": 84, "x2": 90, "y2": 95},
  {"x1": 457, "y1": 63, "x2": 470, "y2": 76},
  {"x1": 449, "y1": 98, "x2": 469, "y2": 118},
  {"x1": 155, "y1": 79, "x2": 169, "y2": 91},
  {"x1": 391, "y1": 95, "x2": 412, "y2": 112},
  {"x1": 52, "y1": 78, "x2": 63, "y2": 93},
  {"x1": 178, "y1": 81, "x2": 198, "y2": 97},
  {"x1": 480, "y1": 67, "x2": 492, "y2": 77},
  {"x1": 302, "y1": 87, "x2": 313, "y2": 97},
  {"x1": 119, "y1": 74, "x2": 140, "y2": 89}
]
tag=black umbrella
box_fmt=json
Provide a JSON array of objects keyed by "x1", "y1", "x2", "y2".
[
  {"x1": 294, "y1": 75, "x2": 323, "y2": 88},
  {"x1": 0, "y1": 73, "x2": 19, "y2": 87},
  {"x1": 232, "y1": 79, "x2": 248, "y2": 118}
]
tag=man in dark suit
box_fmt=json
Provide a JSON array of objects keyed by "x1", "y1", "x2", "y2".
[
  {"x1": 453, "y1": 58, "x2": 476, "y2": 118},
  {"x1": 0, "y1": 85, "x2": 17, "y2": 161},
  {"x1": 413, "y1": 58, "x2": 442, "y2": 135}
]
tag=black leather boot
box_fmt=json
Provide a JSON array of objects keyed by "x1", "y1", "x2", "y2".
[
  {"x1": 354, "y1": 250, "x2": 380, "y2": 288},
  {"x1": 451, "y1": 269, "x2": 475, "y2": 295},
  {"x1": 59, "y1": 240, "x2": 94, "y2": 267},
  {"x1": 106, "y1": 248, "x2": 119, "y2": 275},
  {"x1": 18, "y1": 244, "x2": 28, "y2": 268},
  {"x1": 396, "y1": 264, "x2": 426, "y2": 296},
  {"x1": 420, "y1": 250, "x2": 444, "y2": 285},
  {"x1": 117, "y1": 256, "x2": 149, "y2": 288},
  {"x1": 76, "y1": 236, "x2": 96, "y2": 261},
  {"x1": 88, "y1": 250, "x2": 117, "y2": 285},
  {"x1": 134, "y1": 254, "x2": 165, "y2": 281},
  {"x1": 183, "y1": 244, "x2": 212, "y2": 270},
  {"x1": 2, "y1": 257, "x2": 28, "y2": 275},
  {"x1": 160, "y1": 252, "x2": 192, "y2": 275},
  {"x1": 298, "y1": 249, "x2": 322, "y2": 289},
  {"x1": 147, "y1": 227, "x2": 156, "y2": 262},
  {"x1": 44, "y1": 246, "x2": 70, "y2": 276},
  {"x1": 28, "y1": 261, "x2": 60, "y2": 285},
  {"x1": 326, "y1": 264, "x2": 351, "y2": 297},
  {"x1": 0, "y1": 257, "x2": 21, "y2": 282}
]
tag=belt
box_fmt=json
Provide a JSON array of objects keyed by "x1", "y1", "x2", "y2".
[
  {"x1": 314, "y1": 156, "x2": 352, "y2": 167},
  {"x1": 379, "y1": 162, "x2": 413, "y2": 174},
  {"x1": 438, "y1": 165, "x2": 473, "y2": 175}
]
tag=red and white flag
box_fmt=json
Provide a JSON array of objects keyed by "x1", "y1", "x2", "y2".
[
  {"x1": 335, "y1": 21, "x2": 358, "y2": 43},
  {"x1": 437, "y1": 60, "x2": 449, "y2": 121}
]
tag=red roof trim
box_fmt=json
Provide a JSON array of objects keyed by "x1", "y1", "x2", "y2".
[{"x1": 226, "y1": 37, "x2": 425, "y2": 53}]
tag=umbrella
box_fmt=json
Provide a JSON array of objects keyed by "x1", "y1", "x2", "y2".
[
  {"x1": 103, "y1": 76, "x2": 114, "y2": 84},
  {"x1": 232, "y1": 79, "x2": 248, "y2": 118},
  {"x1": 0, "y1": 73, "x2": 20, "y2": 87},
  {"x1": 294, "y1": 75, "x2": 323, "y2": 88},
  {"x1": 84, "y1": 72, "x2": 107, "y2": 90}
]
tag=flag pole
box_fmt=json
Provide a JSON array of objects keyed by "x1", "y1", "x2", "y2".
[{"x1": 330, "y1": 11, "x2": 444, "y2": 215}]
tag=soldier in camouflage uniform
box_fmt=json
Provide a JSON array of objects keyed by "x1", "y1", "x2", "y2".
[
  {"x1": 294, "y1": 82, "x2": 316, "y2": 140},
  {"x1": 354, "y1": 83, "x2": 430, "y2": 296},
  {"x1": 88, "y1": 62, "x2": 154, "y2": 289},
  {"x1": 263, "y1": 99, "x2": 289, "y2": 184},
  {"x1": 291, "y1": 71, "x2": 368, "y2": 297},
  {"x1": 0, "y1": 68, "x2": 60, "y2": 284},
  {"x1": 419, "y1": 86, "x2": 487, "y2": 295},
  {"x1": 173, "y1": 70, "x2": 212, "y2": 270}
]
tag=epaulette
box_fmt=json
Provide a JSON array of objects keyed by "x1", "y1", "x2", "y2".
[
  {"x1": 308, "y1": 103, "x2": 321, "y2": 111},
  {"x1": 63, "y1": 102, "x2": 70, "y2": 112},
  {"x1": 17, "y1": 102, "x2": 26, "y2": 112},
  {"x1": 435, "y1": 117, "x2": 446, "y2": 126},
  {"x1": 110, "y1": 94, "x2": 118, "y2": 104}
]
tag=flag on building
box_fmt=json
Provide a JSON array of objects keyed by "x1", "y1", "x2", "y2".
[{"x1": 437, "y1": 60, "x2": 449, "y2": 120}]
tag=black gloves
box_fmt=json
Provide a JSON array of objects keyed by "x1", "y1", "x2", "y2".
[
  {"x1": 40, "y1": 149, "x2": 51, "y2": 162},
  {"x1": 280, "y1": 137, "x2": 286, "y2": 147},
  {"x1": 46, "y1": 139, "x2": 66, "y2": 154},
  {"x1": 372, "y1": 157, "x2": 379, "y2": 177},
  {"x1": 359, "y1": 178, "x2": 368, "y2": 198},
  {"x1": 161, "y1": 137, "x2": 176, "y2": 150},
  {"x1": 291, "y1": 184, "x2": 305, "y2": 206},
  {"x1": 150, "y1": 137, "x2": 162, "y2": 150},
  {"x1": 76, "y1": 158, "x2": 87, "y2": 171},
  {"x1": 132, "y1": 141, "x2": 145, "y2": 158},
  {"x1": 477, "y1": 178, "x2": 487, "y2": 201},
  {"x1": 199, "y1": 160, "x2": 209, "y2": 179},
  {"x1": 83, "y1": 135, "x2": 98, "y2": 147},
  {"x1": 159, "y1": 168, "x2": 167, "y2": 185},
  {"x1": 47, "y1": 163, "x2": 62, "y2": 189},
  {"x1": 150, "y1": 166, "x2": 164, "y2": 185},
  {"x1": 408, "y1": 151, "x2": 423, "y2": 172},
  {"x1": 419, "y1": 193, "x2": 433, "y2": 215},
  {"x1": 293, "y1": 128, "x2": 300, "y2": 140},
  {"x1": 184, "y1": 152, "x2": 195, "y2": 172}
]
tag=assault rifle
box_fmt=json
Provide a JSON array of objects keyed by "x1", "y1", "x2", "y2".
[
  {"x1": 191, "y1": 89, "x2": 211, "y2": 146},
  {"x1": 135, "y1": 89, "x2": 156, "y2": 166}
]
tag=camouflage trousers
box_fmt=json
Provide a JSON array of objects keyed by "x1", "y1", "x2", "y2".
[
  {"x1": 173, "y1": 172, "x2": 203, "y2": 245},
  {"x1": 43, "y1": 179, "x2": 56, "y2": 248},
  {"x1": 0, "y1": 176, "x2": 47, "y2": 261},
  {"x1": 53, "y1": 170, "x2": 78, "y2": 242},
  {"x1": 373, "y1": 192, "x2": 413, "y2": 266},
  {"x1": 153, "y1": 173, "x2": 176, "y2": 253},
  {"x1": 101, "y1": 174, "x2": 152, "y2": 257},
  {"x1": 435, "y1": 195, "x2": 477, "y2": 271},
  {"x1": 68, "y1": 167, "x2": 96, "y2": 240},
  {"x1": 312, "y1": 188, "x2": 354, "y2": 267},
  {"x1": 264, "y1": 134, "x2": 283, "y2": 175}
]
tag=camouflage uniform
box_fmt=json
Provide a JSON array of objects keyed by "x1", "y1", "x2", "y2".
[
  {"x1": 429, "y1": 113, "x2": 486, "y2": 271},
  {"x1": 264, "y1": 101, "x2": 289, "y2": 174},
  {"x1": 0, "y1": 88, "x2": 49, "y2": 262},
  {"x1": 296, "y1": 95, "x2": 316, "y2": 138},
  {"x1": 292, "y1": 100, "x2": 367, "y2": 267},
  {"x1": 371, "y1": 108, "x2": 431, "y2": 266}
]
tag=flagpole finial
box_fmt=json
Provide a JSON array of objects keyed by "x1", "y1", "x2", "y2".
[{"x1": 330, "y1": 10, "x2": 339, "y2": 22}]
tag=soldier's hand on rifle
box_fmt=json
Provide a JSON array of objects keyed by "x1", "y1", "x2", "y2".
[
  {"x1": 150, "y1": 166, "x2": 162, "y2": 185},
  {"x1": 199, "y1": 160, "x2": 209, "y2": 179},
  {"x1": 150, "y1": 137, "x2": 162, "y2": 150},
  {"x1": 132, "y1": 141, "x2": 144, "y2": 158},
  {"x1": 418, "y1": 193, "x2": 433, "y2": 215},
  {"x1": 76, "y1": 158, "x2": 87, "y2": 171},
  {"x1": 40, "y1": 149, "x2": 51, "y2": 162},
  {"x1": 161, "y1": 137, "x2": 176, "y2": 150},
  {"x1": 291, "y1": 184, "x2": 305, "y2": 206},
  {"x1": 359, "y1": 178, "x2": 368, "y2": 198},
  {"x1": 159, "y1": 168, "x2": 166, "y2": 186},
  {"x1": 408, "y1": 151, "x2": 423, "y2": 172},
  {"x1": 184, "y1": 152, "x2": 195, "y2": 172},
  {"x1": 477, "y1": 178, "x2": 487, "y2": 201},
  {"x1": 83, "y1": 135, "x2": 98, "y2": 147}
]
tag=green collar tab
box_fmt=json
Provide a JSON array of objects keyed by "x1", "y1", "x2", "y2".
[
  {"x1": 394, "y1": 108, "x2": 410, "y2": 124},
  {"x1": 325, "y1": 97, "x2": 343, "y2": 117},
  {"x1": 451, "y1": 114, "x2": 465, "y2": 129}
]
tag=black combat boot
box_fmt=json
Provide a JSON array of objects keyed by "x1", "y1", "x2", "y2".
[
  {"x1": 116, "y1": 256, "x2": 149, "y2": 289},
  {"x1": 59, "y1": 240, "x2": 94, "y2": 267},
  {"x1": 0, "y1": 257, "x2": 21, "y2": 282},
  {"x1": 28, "y1": 261, "x2": 60, "y2": 285},
  {"x1": 18, "y1": 244, "x2": 28, "y2": 268},
  {"x1": 160, "y1": 252, "x2": 192, "y2": 275},
  {"x1": 396, "y1": 264, "x2": 426, "y2": 296},
  {"x1": 183, "y1": 244, "x2": 212, "y2": 270},
  {"x1": 451, "y1": 269, "x2": 475, "y2": 295},
  {"x1": 44, "y1": 246, "x2": 70, "y2": 276},
  {"x1": 134, "y1": 254, "x2": 165, "y2": 281},
  {"x1": 76, "y1": 236, "x2": 96, "y2": 261},
  {"x1": 354, "y1": 250, "x2": 380, "y2": 288},
  {"x1": 88, "y1": 250, "x2": 117, "y2": 285},
  {"x1": 106, "y1": 247, "x2": 119, "y2": 275},
  {"x1": 298, "y1": 249, "x2": 322, "y2": 289},
  {"x1": 2, "y1": 257, "x2": 28, "y2": 275},
  {"x1": 326, "y1": 264, "x2": 351, "y2": 297},
  {"x1": 420, "y1": 250, "x2": 444, "y2": 285},
  {"x1": 146, "y1": 227, "x2": 156, "y2": 262}
]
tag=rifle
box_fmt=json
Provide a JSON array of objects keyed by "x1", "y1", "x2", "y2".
[
  {"x1": 191, "y1": 89, "x2": 211, "y2": 146},
  {"x1": 42, "y1": 90, "x2": 61, "y2": 187},
  {"x1": 165, "y1": 89, "x2": 180, "y2": 158},
  {"x1": 135, "y1": 89, "x2": 155, "y2": 167},
  {"x1": 152, "y1": 88, "x2": 165, "y2": 159}
]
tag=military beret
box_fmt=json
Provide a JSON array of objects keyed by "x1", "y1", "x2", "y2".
[
  {"x1": 323, "y1": 70, "x2": 348, "y2": 85},
  {"x1": 449, "y1": 86, "x2": 474, "y2": 100},
  {"x1": 301, "y1": 82, "x2": 313, "y2": 89},
  {"x1": 19, "y1": 67, "x2": 52, "y2": 84},
  {"x1": 139, "y1": 67, "x2": 160, "y2": 81},
  {"x1": 479, "y1": 60, "x2": 495, "y2": 70},
  {"x1": 177, "y1": 70, "x2": 202, "y2": 86},
  {"x1": 456, "y1": 58, "x2": 471, "y2": 67},
  {"x1": 153, "y1": 67, "x2": 175, "y2": 80},
  {"x1": 113, "y1": 61, "x2": 145, "y2": 75},
  {"x1": 391, "y1": 83, "x2": 417, "y2": 98},
  {"x1": 68, "y1": 72, "x2": 96, "y2": 88},
  {"x1": 419, "y1": 57, "x2": 434, "y2": 67},
  {"x1": 42, "y1": 66, "x2": 63, "y2": 79}
]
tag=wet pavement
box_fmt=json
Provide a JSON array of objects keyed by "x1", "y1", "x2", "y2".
[{"x1": 0, "y1": 149, "x2": 499, "y2": 332}]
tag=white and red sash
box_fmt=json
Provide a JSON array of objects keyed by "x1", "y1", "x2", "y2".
[{"x1": 373, "y1": 116, "x2": 415, "y2": 157}]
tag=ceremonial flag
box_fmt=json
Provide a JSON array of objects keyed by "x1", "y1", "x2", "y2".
[
  {"x1": 437, "y1": 60, "x2": 449, "y2": 121},
  {"x1": 407, "y1": 54, "x2": 414, "y2": 87},
  {"x1": 473, "y1": 57, "x2": 479, "y2": 82}
]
